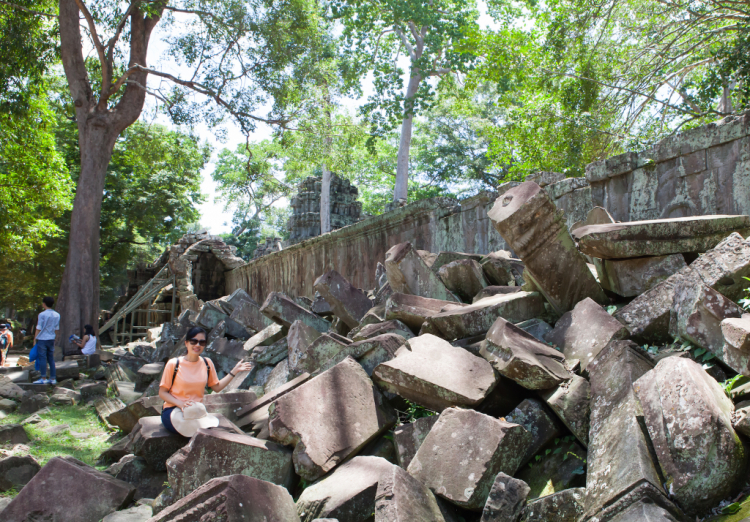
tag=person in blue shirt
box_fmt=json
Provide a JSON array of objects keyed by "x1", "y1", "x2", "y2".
[{"x1": 34, "y1": 296, "x2": 60, "y2": 384}]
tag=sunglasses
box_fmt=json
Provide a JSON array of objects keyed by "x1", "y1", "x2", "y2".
[{"x1": 187, "y1": 339, "x2": 207, "y2": 346}]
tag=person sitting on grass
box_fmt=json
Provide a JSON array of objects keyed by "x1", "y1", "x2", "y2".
[{"x1": 158, "y1": 327, "x2": 253, "y2": 436}]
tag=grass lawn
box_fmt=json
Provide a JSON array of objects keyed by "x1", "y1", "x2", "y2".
[{"x1": 0, "y1": 404, "x2": 114, "y2": 499}]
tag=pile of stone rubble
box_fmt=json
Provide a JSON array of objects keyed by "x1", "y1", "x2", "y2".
[{"x1": 4, "y1": 180, "x2": 750, "y2": 521}]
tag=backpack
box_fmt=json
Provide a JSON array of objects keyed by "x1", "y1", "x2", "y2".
[{"x1": 167, "y1": 356, "x2": 211, "y2": 393}]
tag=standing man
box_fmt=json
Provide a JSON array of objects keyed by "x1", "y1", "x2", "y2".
[{"x1": 34, "y1": 296, "x2": 59, "y2": 385}]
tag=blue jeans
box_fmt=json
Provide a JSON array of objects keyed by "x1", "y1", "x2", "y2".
[
  {"x1": 161, "y1": 406, "x2": 178, "y2": 434},
  {"x1": 36, "y1": 339, "x2": 56, "y2": 380}
]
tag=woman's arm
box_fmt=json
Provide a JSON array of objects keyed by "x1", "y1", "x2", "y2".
[
  {"x1": 158, "y1": 386, "x2": 188, "y2": 410},
  {"x1": 210, "y1": 360, "x2": 254, "y2": 393},
  {"x1": 73, "y1": 335, "x2": 89, "y2": 348}
]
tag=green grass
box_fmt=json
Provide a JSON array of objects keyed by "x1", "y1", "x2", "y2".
[{"x1": 0, "y1": 404, "x2": 112, "y2": 498}]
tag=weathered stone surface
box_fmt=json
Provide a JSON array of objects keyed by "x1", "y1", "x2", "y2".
[
  {"x1": 2, "y1": 457, "x2": 135, "y2": 522},
  {"x1": 0, "y1": 375, "x2": 25, "y2": 400},
  {"x1": 314, "y1": 270, "x2": 373, "y2": 328},
  {"x1": 432, "y1": 251, "x2": 484, "y2": 271},
  {"x1": 504, "y1": 398, "x2": 564, "y2": 465},
  {"x1": 105, "y1": 454, "x2": 167, "y2": 500},
  {"x1": 385, "y1": 293, "x2": 465, "y2": 332},
  {"x1": 670, "y1": 282, "x2": 742, "y2": 356},
  {"x1": 438, "y1": 259, "x2": 489, "y2": 302},
  {"x1": 594, "y1": 255, "x2": 687, "y2": 297},
  {"x1": 80, "y1": 381, "x2": 108, "y2": 401},
  {"x1": 288, "y1": 319, "x2": 323, "y2": 369},
  {"x1": 150, "y1": 474, "x2": 300, "y2": 522},
  {"x1": 264, "y1": 358, "x2": 290, "y2": 393},
  {"x1": 131, "y1": 417, "x2": 188, "y2": 471},
  {"x1": 516, "y1": 438, "x2": 587, "y2": 500},
  {"x1": 296, "y1": 455, "x2": 446, "y2": 522},
  {"x1": 408, "y1": 407, "x2": 532, "y2": 510},
  {"x1": 261, "y1": 292, "x2": 330, "y2": 332},
  {"x1": 539, "y1": 375, "x2": 591, "y2": 447},
  {"x1": 252, "y1": 336, "x2": 289, "y2": 366},
  {"x1": 584, "y1": 340, "x2": 679, "y2": 522},
  {"x1": 230, "y1": 299, "x2": 275, "y2": 332},
  {"x1": 134, "y1": 362, "x2": 164, "y2": 392},
  {"x1": 473, "y1": 286, "x2": 524, "y2": 303},
  {"x1": 203, "y1": 390, "x2": 257, "y2": 423},
  {"x1": 384, "y1": 242, "x2": 460, "y2": 303},
  {"x1": 480, "y1": 472, "x2": 530, "y2": 522},
  {"x1": 393, "y1": 415, "x2": 440, "y2": 469},
  {"x1": 351, "y1": 319, "x2": 414, "y2": 341},
  {"x1": 0, "y1": 455, "x2": 40, "y2": 492},
  {"x1": 571, "y1": 206, "x2": 615, "y2": 232},
  {"x1": 55, "y1": 360, "x2": 82, "y2": 380},
  {"x1": 0, "y1": 424, "x2": 29, "y2": 444},
  {"x1": 313, "y1": 334, "x2": 405, "y2": 377},
  {"x1": 0, "y1": 398, "x2": 17, "y2": 412},
  {"x1": 107, "y1": 396, "x2": 162, "y2": 434},
  {"x1": 166, "y1": 428, "x2": 294, "y2": 501},
  {"x1": 288, "y1": 334, "x2": 347, "y2": 377},
  {"x1": 488, "y1": 181, "x2": 607, "y2": 314},
  {"x1": 515, "y1": 318, "x2": 553, "y2": 342},
  {"x1": 268, "y1": 357, "x2": 396, "y2": 481},
  {"x1": 476, "y1": 376, "x2": 530, "y2": 418},
  {"x1": 519, "y1": 488, "x2": 584, "y2": 522},
  {"x1": 722, "y1": 314, "x2": 750, "y2": 352},
  {"x1": 574, "y1": 215, "x2": 750, "y2": 259},
  {"x1": 615, "y1": 232, "x2": 750, "y2": 342},
  {"x1": 480, "y1": 251, "x2": 525, "y2": 287},
  {"x1": 545, "y1": 298, "x2": 629, "y2": 371},
  {"x1": 424, "y1": 291, "x2": 546, "y2": 341},
  {"x1": 607, "y1": 501, "x2": 682, "y2": 522},
  {"x1": 481, "y1": 317, "x2": 572, "y2": 390},
  {"x1": 18, "y1": 393, "x2": 50, "y2": 414},
  {"x1": 373, "y1": 333, "x2": 497, "y2": 411},
  {"x1": 101, "y1": 504, "x2": 152, "y2": 522},
  {"x1": 634, "y1": 357, "x2": 746, "y2": 515}
]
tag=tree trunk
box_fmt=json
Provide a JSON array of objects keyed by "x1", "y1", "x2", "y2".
[
  {"x1": 56, "y1": 122, "x2": 119, "y2": 352},
  {"x1": 394, "y1": 71, "x2": 422, "y2": 202},
  {"x1": 320, "y1": 164, "x2": 331, "y2": 234}
]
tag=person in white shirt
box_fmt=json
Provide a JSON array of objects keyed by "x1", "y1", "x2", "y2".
[
  {"x1": 34, "y1": 296, "x2": 60, "y2": 384},
  {"x1": 73, "y1": 324, "x2": 98, "y2": 355}
]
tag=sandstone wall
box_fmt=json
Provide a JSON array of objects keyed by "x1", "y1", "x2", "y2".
[{"x1": 586, "y1": 112, "x2": 750, "y2": 221}]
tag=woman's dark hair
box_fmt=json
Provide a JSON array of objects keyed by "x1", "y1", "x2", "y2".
[
  {"x1": 186, "y1": 326, "x2": 207, "y2": 341},
  {"x1": 83, "y1": 325, "x2": 95, "y2": 337}
]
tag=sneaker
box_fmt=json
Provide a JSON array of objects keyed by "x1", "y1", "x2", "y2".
[
  {"x1": 33, "y1": 379, "x2": 49, "y2": 384},
  {"x1": 49, "y1": 379, "x2": 57, "y2": 385}
]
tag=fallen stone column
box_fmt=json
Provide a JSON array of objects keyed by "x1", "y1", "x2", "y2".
[
  {"x1": 488, "y1": 181, "x2": 606, "y2": 314},
  {"x1": 314, "y1": 270, "x2": 373, "y2": 328}
]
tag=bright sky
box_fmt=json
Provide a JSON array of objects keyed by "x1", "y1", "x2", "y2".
[{"x1": 146, "y1": 2, "x2": 498, "y2": 236}]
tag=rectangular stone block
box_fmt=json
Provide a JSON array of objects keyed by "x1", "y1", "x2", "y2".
[
  {"x1": 594, "y1": 254, "x2": 687, "y2": 297},
  {"x1": 384, "y1": 242, "x2": 460, "y2": 303},
  {"x1": 313, "y1": 270, "x2": 373, "y2": 328},
  {"x1": 385, "y1": 293, "x2": 466, "y2": 332},
  {"x1": 260, "y1": 292, "x2": 330, "y2": 333}
]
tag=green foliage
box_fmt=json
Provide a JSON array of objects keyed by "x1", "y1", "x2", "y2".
[
  {"x1": 722, "y1": 375, "x2": 747, "y2": 398},
  {"x1": 738, "y1": 277, "x2": 750, "y2": 311},
  {"x1": 397, "y1": 399, "x2": 437, "y2": 425}
]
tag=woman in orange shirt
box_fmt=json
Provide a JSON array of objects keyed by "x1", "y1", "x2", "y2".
[{"x1": 158, "y1": 326, "x2": 253, "y2": 434}]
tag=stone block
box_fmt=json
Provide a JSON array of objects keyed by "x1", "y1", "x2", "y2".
[
  {"x1": 203, "y1": 390, "x2": 257, "y2": 423},
  {"x1": 488, "y1": 181, "x2": 607, "y2": 314},
  {"x1": 313, "y1": 334, "x2": 405, "y2": 377},
  {"x1": 431, "y1": 251, "x2": 484, "y2": 271},
  {"x1": 480, "y1": 472, "x2": 530, "y2": 522},
  {"x1": 573, "y1": 215, "x2": 750, "y2": 259},
  {"x1": 268, "y1": 357, "x2": 396, "y2": 481},
  {"x1": 2, "y1": 457, "x2": 135, "y2": 522},
  {"x1": 314, "y1": 270, "x2": 373, "y2": 328},
  {"x1": 519, "y1": 488, "x2": 584, "y2": 522},
  {"x1": 481, "y1": 317, "x2": 572, "y2": 390},
  {"x1": 544, "y1": 297, "x2": 629, "y2": 371},
  {"x1": 150, "y1": 475, "x2": 300, "y2": 522},
  {"x1": 80, "y1": 381, "x2": 108, "y2": 401},
  {"x1": 264, "y1": 358, "x2": 290, "y2": 394},
  {"x1": 94, "y1": 397, "x2": 125, "y2": 428},
  {"x1": 583, "y1": 340, "x2": 681, "y2": 521},
  {"x1": 101, "y1": 504, "x2": 152, "y2": 522},
  {"x1": 166, "y1": 428, "x2": 295, "y2": 500},
  {"x1": 105, "y1": 454, "x2": 167, "y2": 500},
  {"x1": 722, "y1": 314, "x2": 750, "y2": 353},
  {"x1": 134, "y1": 362, "x2": 164, "y2": 393},
  {"x1": 438, "y1": 259, "x2": 489, "y2": 302},
  {"x1": 670, "y1": 282, "x2": 742, "y2": 357},
  {"x1": 106, "y1": 396, "x2": 162, "y2": 434},
  {"x1": 55, "y1": 360, "x2": 81, "y2": 380},
  {"x1": 515, "y1": 318, "x2": 553, "y2": 342},
  {"x1": 408, "y1": 407, "x2": 532, "y2": 510},
  {"x1": 424, "y1": 291, "x2": 545, "y2": 341},
  {"x1": 18, "y1": 393, "x2": 49, "y2": 414},
  {"x1": 384, "y1": 242, "x2": 460, "y2": 303},
  {"x1": 296, "y1": 455, "x2": 446, "y2": 522},
  {"x1": 287, "y1": 320, "x2": 323, "y2": 372},
  {"x1": 634, "y1": 357, "x2": 746, "y2": 515},
  {"x1": 131, "y1": 417, "x2": 188, "y2": 471},
  {"x1": 230, "y1": 299, "x2": 275, "y2": 332},
  {"x1": 0, "y1": 455, "x2": 40, "y2": 492},
  {"x1": 473, "y1": 286, "x2": 524, "y2": 303},
  {"x1": 594, "y1": 254, "x2": 687, "y2": 297},
  {"x1": 351, "y1": 319, "x2": 414, "y2": 341},
  {"x1": 261, "y1": 292, "x2": 331, "y2": 332},
  {"x1": 252, "y1": 337, "x2": 289, "y2": 366},
  {"x1": 615, "y1": 233, "x2": 750, "y2": 342},
  {"x1": 288, "y1": 333, "x2": 347, "y2": 377},
  {"x1": 516, "y1": 437, "x2": 587, "y2": 500},
  {"x1": 373, "y1": 334, "x2": 497, "y2": 411},
  {"x1": 539, "y1": 374, "x2": 591, "y2": 447},
  {"x1": 504, "y1": 398, "x2": 564, "y2": 466},
  {"x1": 393, "y1": 415, "x2": 440, "y2": 469},
  {"x1": 0, "y1": 398, "x2": 17, "y2": 412},
  {"x1": 0, "y1": 375, "x2": 25, "y2": 400},
  {"x1": 480, "y1": 251, "x2": 525, "y2": 287}
]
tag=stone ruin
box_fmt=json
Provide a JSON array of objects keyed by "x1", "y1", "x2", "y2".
[
  {"x1": 286, "y1": 173, "x2": 362, "y2": 245},
  {"x1": 4, "y1": 175, "x2": 750, "y2": 521}
]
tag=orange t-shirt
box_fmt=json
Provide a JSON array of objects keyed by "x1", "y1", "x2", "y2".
[{"x1": 159, "y1": 357, "x2": 220, "y2": 409}]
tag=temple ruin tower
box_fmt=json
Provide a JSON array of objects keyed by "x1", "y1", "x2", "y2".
[{"x1": 286, "y1": 173, "x2": 362, "y2": 245}]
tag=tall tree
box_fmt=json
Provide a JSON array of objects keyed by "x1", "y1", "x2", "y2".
[
  {"x1": 334, "y1": 0, "x2": 478, "y2": 202},
  {"x1": 1, "y1": 0, "x2": 320, "y2": 340}
]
